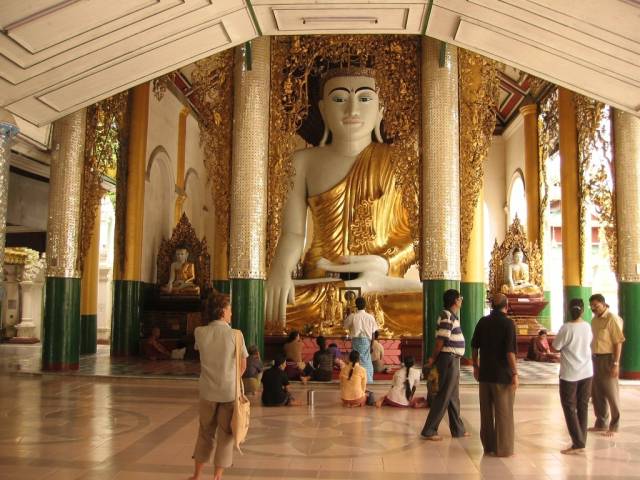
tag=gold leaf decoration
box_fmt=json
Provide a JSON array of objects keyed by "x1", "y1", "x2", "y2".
[
  {"x1": 80, "y1": 91, "x2": 129, "y2": 273},
  {"x1": 189, "y1": 50, "x2": 234, "y2": 265},
  {"x1": 268, "y1": 35, "x2": 421, "y2": 271},
  {"x1": 575, "y1": 96, "x2": 616, "y2": 274},
  {"x1": 458, "y1": 49, "x2": 499, "y2": 275}
]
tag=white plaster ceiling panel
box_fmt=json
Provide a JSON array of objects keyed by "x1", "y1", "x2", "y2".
[
  {"x1": 454, "y1": 20, "x2": 640, "y2": 113},
  {"x1": 4, "y1": 0, "x2": 158, "y2": 54},
  {"x1": 5, "y1": 8, "x2": 257, "y2": 125},
  {"x1": 0, "y1": 0, "x2": 186, "y2": 68},
  {"x1": 427, "y1": 0, "x2": 640, "y2": 115},
  {"x1": 253, "y1": 2, "x2": 428, "y2": 34},
  {"x1": 0, "y1": 2, "x2": 244, "y2": 104}
]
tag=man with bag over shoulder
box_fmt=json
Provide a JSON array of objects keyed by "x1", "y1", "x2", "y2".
[
  {"x1": 420, "y1": 289, "x2": 470, "y2": 441},
  {"x1": 190, "y1": 294, "x2": 247, "y2": 480}
]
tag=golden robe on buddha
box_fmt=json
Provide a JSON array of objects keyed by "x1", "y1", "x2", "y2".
[{"x1": 286, "y1": 143, "x2": 421, "y2": 335}]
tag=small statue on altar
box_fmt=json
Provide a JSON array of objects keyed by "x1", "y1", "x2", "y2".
[
  {"x1": 502, "y1": 247, "x2": 542, "y2": 296},
  {"x1": 161, "y1": 246, "x2": 200, "y2": 296}
]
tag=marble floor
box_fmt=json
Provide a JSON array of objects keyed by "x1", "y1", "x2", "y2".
[{"x1": 1, "y1": 372, "x2": 640, "y2": 480}]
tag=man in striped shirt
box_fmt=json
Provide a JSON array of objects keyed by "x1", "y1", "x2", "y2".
[{"x1": 421, "y1": 289, "x2": 470, "y2": 441}]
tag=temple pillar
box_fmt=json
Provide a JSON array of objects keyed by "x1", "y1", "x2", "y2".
[
  {"x1": 521, "y1": 104, "x2": 540, "y2": 243},
  {"x1": 229, "y1": 39, "x2": 269, "y2": 353},
  {"x1": 174, "y1": 108, "x2": 188, "y2": 224},
  {"x1": 42, "y1": 109, "x2": 85, "y2": 371},
  {"x1": 0, "y1": 110, "x2": 19, "y2": 311},
  {"x1": 558, "y1": 88, "x2": 591, "y2": 322},
  {"x1": 460, "y1": 190, "x2": 484, "y2": 359},
  {"x1": 421, "y1": 38, "x2": 461, "y2": 357},
  {"x1": 80, "y1": 203, "x2": 100, "y2": 354},
  {"x1": 613, "y1": 109, "x2": 640, "y2": 378},
  {"x1": 112, "y1": 83, "x2": 149, "y2": 356}
]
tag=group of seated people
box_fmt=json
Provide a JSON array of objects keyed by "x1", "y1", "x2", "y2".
[{"x1": 239, "y1": 330, "x2": 428, "y2": 409}]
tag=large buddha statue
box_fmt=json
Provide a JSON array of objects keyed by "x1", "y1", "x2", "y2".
[
  {"x1": 266, "y1": 68, "x2": 421, "y2": 331},
  {"x1": 161, "y1": 246, "x2": 200, "y2": 296},
  {"x1": 501, "y1": 247, "x2": 542, "y2": 296}
]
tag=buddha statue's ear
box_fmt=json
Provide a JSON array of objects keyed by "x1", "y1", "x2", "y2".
[
  {"x1": 374, "y1": 106, "x2": 384, "y2": 143},
  {"x1": 318, "y1": 99, "x2": 329, "y2": 146}
]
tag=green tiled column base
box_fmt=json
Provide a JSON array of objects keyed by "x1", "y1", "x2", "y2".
[
  {"x1": 620, "y1": 282, "x2": 640, "y2": 379},
  {"x1": 564, "y1": 285, "x2": 592, "y2": 324},
  {"x1": 231, "y1": 278, "x2": 264, "y2": 355},
  {"x1": 423, "y1": 279, "x2": 459, "y2": 359},
  {"x1": 212, "y1": 280, "x2": 231, "y2": 294},
  {"x1": 538, "y1": 290, "x2": 552, "y2": 330},
  {"x1": 111, "y1": 280, "x2": 142, "y2": 356},
  {"x1": 42, "y1": 277, "x2": 81, "y2": 371},
  {"x1": 460, "y1": 281, "x2": 485, "y2": 359},
  {"x1": 80, "y1": 314, "x2": 97, "y2": 355}
]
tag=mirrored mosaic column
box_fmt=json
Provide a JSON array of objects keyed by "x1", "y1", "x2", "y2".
[
  {"x1": 42, "y1": 109, "x2": 85, "y2": 371},
  {"x1": 558, "y1": 88, "x2": 591, "y2": 322},
  {"x1": 229, "y1": 39, "x2": 270, "y2": 354},
  {"x1": 0, "y1": 110, "x2": 19, "y2": 311},
  {"x1": 421, "y1": 38, "x2": 461, "y2": 358},
  {"x1": 613, "y1": 109, "x2": 640, "y2": 378}
]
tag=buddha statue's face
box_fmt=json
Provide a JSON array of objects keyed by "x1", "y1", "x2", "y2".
[
  {"x1": 319, "y1": 75, "x2": 382, "y2": 143},
  {"x1": 175, "y1": 248, "x2": 188, "y2": 263},
  {"x1": 513, "y1": 250, "x2": 523, "y2": 264}
]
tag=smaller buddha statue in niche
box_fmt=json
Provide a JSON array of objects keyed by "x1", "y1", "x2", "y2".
[
  {"x1": 162, "y1": 246, "x2": 200, "y2": 296},
  {"x1": 502, "y1": 247, "x2": 542, "y2": 296}
]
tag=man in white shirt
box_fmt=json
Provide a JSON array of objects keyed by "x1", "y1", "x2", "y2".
[{"x1": 344, "y1": 297, "x2": 379, "y2": 382}]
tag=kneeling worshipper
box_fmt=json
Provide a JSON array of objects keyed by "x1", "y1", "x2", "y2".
[{"x1": 262, "y1": 355, "x2": 302, "y2": 406}]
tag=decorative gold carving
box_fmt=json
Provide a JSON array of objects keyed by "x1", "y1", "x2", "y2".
[
  {"x1": 189, "y1": 51, "x2": 234, "y2": 266},
  {"x1": 575, "y1": 96, "x2": 617, "y2": 274},
  {"x1": 458, "y1": 49, "x2": 500, "y2": 276},
  {"x1": 157, "y1": 213, "x2": 211, "y2": 294},
  {"x1": 348, "y1": 200, "x2": 375, "y2": 255},
  {"x1": 489, "y1": 216, "x2": 543, "y2": 295},
  {"x1": 537, "y1": 87, "x2": 559, "y2": 276},
  {"x1": 268, "y1": 35, "x2": 421, "y2": 270},
  {"x1": 80, "y1": 92, "x2": 129, "y2": 274},
  {"x1": 152, "y1": 73, "x2": 176, "y2": 102}
]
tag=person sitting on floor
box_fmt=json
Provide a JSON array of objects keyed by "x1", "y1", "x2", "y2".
[
  {"x1": 242, "y1": 345, "x2": 263, "y2": 395},
  {"x1": 262, "y1": 355, "x2": 302, "y2": 406},
  {"x1": 328, "y1": 343, "x2": 343, "y2": 369},
  {"x1": 376, "y1": 356, "x2": 426, "y2": 408},
  {"x1": 371, "y1": 330, "x2": 387, "y2": 373},
  {"x1": 283, "y1": 330, "x2": 311, "y2": 382},
  {"x1": 340, "y1": 350, "x2": 367, "y2": 407},
  {"x1": 528, "y1": 329, "x2": 560, "y2": 363},
  {"x1": 143, "y1": 326, "x2": 171, "y2": 360},
  {"x1": 311, "y1": 336, "x2": 334, "y2": 382}
]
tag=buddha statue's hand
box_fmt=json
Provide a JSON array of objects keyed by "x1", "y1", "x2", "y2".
[
  {"x1": 317, "y1": 255, "x2": 389, "y2": 275},
  {"x1": 265, "y1": 273, "x2": 295, "y2": 326}
]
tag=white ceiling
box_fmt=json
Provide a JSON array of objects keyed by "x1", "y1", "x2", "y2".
[{"x1": 1, "y1": 0, "x2": 639, "y2": 126}]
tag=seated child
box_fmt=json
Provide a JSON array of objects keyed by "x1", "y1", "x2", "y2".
[
  {"x1": 340, "y1": 350, "x2": 367, "y2": 407},
  {"x1": 328, "y1": 343, "x2": 343, "y2": 370},
  {"x1": 312, "y1": 336, "x2": 334, "y2": 382},
  {"x1": 142, "y1": 326, "x2": 171, "y2": 360},
  {"x1": 371, "y1": 331, "x2": 387, "y2": 373},
  {"x1": 376, "y1": 356, "x2": 426, "y2": 408},
  {"x1": 242, "y1": 345, "x2": 263, "y2": 395},
  {"x1": 262, "y1": 355, "x2": 302, "y2": 406}
]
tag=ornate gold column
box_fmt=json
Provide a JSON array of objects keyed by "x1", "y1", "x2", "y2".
[
  {"x1": 42, "y1": 109, "x2": 86, "y2": 370},
  {"x1": 112, "y1": 83, "x2": 149, "y2": 356},
  {"x1": 175, "y1": 107, "x2": 189, "y2": 224},
  {"x1": 0, "y1": 110, "x2": 19, "y2": 292},
  {"x1": 521, "y1": 103, "x2": 540, "y2": 244},
  {"x1": 229, "y1": 39, "x2": 270, "y2": 352},
  {"x1": 613, "y1": 109, "x2": 640, "y2": 378},
  {"x1": 421, "y1": 38, "x2": 460, "y2": 357},
  {"x1": 80, "y1": 203, "x2": 100, "y2": 354},
  {"x1": 558, "y1": 87, "x2": 591, "y2": 321}
]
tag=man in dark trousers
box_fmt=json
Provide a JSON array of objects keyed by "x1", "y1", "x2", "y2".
[
  {"x1": 471, "y1": 293, "x2": 518, "y2": 457},
  {"x1": 420, "y1": 289, "x2": 470, "y2": 441}
]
